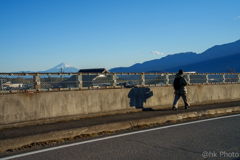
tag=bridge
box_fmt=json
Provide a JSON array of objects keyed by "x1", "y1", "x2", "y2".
[
  {"x1": 0, "y1": 72, "x2": 240, "y2": 154},
  {"x1": 0, "y1": 72, "x2": 240, "y2": 128}
]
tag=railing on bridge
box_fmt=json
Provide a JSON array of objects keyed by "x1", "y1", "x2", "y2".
[{"x1": 0, "y1": 72, "x2": 239, "y2": 93}]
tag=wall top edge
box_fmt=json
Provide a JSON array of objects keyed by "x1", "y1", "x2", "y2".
[{"x1": 0, "y1": 72, "x2": 240, "y2": 76}]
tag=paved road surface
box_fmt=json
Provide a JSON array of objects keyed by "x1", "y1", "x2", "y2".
[{"x1": 2, "y1": 114, "x2": 240, "y2": 160}]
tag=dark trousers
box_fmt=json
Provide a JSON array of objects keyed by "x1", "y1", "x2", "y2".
[{"x1": 173, "y1": 94, "x2": 190, "y2": 108}]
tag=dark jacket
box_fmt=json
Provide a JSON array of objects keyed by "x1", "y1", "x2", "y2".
[{"x1": 173, "y1": 73, "x2": 188, "y2": 94}]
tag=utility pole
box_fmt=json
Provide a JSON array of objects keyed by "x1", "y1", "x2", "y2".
[
  {"x1": 1, "y1": 79, "x2": 3, "y2": 91},
  {"x1": 61, "y1": 68, "x2": 63, "y2": 81}
]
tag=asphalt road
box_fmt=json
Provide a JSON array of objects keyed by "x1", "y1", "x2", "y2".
[{"x1": 2, "y1": 114, "x2": 240, "y2": 160}]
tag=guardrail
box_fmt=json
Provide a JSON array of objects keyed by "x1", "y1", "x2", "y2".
[{"x1": 0, "y1": 72, "x2": 240, "y2": 93}]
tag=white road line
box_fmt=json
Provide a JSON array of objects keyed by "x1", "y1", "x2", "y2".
[{"x1": 1, "y1": 114, "x2": 240, "y2": 160}]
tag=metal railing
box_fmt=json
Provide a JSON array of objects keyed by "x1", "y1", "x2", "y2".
[{"x1": 0, "y1": 72, "x2": 239, "y2": 93}]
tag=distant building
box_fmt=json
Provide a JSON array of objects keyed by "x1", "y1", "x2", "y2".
[
  {"x1": 79, "y1": 68, "x2": 111, "y2": 87},
  {"x1": 2, "y1": 81, "x2": 23, "y2": 88},
  {"x1": 60, "y1": 68, "x2": 129, "y2": 88},
  {"x1": 78, "y1": 68, "x2": 110, "y2": 73},
  {"x1": 184, "y1": 71, "x2": 197, "y2": 74},
  {"x1": 61, "y1": 68, "x2": 113, "y2": 88}
]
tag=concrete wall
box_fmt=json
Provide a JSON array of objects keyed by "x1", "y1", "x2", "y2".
[{"x1": 1, "y1": 84, "x2": 240, "y2": 127}]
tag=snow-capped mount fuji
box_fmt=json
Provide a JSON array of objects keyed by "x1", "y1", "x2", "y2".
[{"x1": 42, "y1": 62, "x2": 79, "y2": 73}]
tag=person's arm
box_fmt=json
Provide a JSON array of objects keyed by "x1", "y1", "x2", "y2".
[{"x1": 181, "y1": 77, "x2": 188, "y2": 86}]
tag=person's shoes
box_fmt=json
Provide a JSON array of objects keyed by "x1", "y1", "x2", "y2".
[
  {"x1": 172, "y1": 107, "x2": 178, "y2": 111},
  {"x1": 185, "y1": 106, "x2": 190, "y2": 110}
]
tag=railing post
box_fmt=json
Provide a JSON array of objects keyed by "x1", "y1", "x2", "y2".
[
  {"x1": 206, "y1": 74, "x2": 208, "y2": 84},
  {"x1": 166, "y1": 74, "x2": 169, "y2": 85},
  {"x1": 78, "y1": 73, "x2": 82, "y2": 89},
  {"x1": 34, "y1": 73, "x2": 41, "y2": 90},
  {"x1": 223, "y1": 74, "x2": 225, "y2": 83},
  {"x1": 238, "y1": 73, "x2": 240, "y2": 83},
  {"x1": 112, "y1": 73, "x2": 117, "y2": 88},
  {"x1": 187, "y1": 74, "x2": 190, "y2": 84},
  {"x1": 141, "y1": 72, "x2": 145, "y2": 86}
]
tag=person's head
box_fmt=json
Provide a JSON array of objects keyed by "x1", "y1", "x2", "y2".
[{"x1": 178, "y1": 69, "x2": 184, "y2": 74}]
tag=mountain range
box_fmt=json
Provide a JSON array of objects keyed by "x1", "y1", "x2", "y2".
[
  {"x1": 16, "y1": 39, "x2": 240, "y2": 73},
  {"x1": 109, "y1": 39, "x2": 240, "y2": 73}
]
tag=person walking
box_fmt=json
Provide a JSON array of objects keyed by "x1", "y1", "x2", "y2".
[{"x1": 172, "y1": 69, "x2": 190, "y2": 111}]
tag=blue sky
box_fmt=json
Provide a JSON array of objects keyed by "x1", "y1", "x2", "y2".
[{"x1": 0, "y1": 0, "x2": 240, "y2": 72}]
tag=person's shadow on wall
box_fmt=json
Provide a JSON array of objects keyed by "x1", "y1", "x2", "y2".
[{"x1": 128, "y1": 87, "x2": 153, "y2": 111}]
